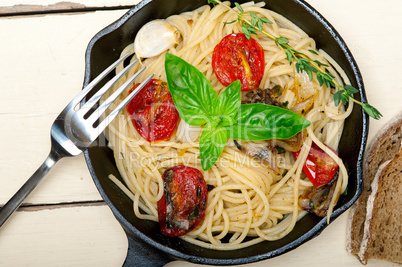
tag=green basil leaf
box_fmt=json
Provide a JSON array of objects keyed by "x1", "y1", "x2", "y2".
[
  {"x1": 226, "y1": 103, "x2": 311, "y2": 140},
  {"x1": 199, "y1": 125, "x2": 228, "y2": 171},
  {"x1": 215, "y1": 80, "x2": 241, "y2": 118},
  {"x1": 165, "y1": 53, "x2": 217, "y2": 126}
]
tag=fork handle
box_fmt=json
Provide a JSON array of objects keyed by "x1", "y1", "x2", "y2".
[{"x1": 0, "y1": 151, "x2": 61, "y2": 228}]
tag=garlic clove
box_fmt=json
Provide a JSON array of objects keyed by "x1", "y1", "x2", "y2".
[
  {"x1": 176, "y1": 119, "x2": 202, "y2": 143},
  {"x1": 134, "y1": 20, "x2": 180, "y2": 60}
]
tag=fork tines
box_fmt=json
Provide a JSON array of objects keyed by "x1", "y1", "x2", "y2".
[{"x1": 74, "y1": 53, "x2": 153, "y2": 141}]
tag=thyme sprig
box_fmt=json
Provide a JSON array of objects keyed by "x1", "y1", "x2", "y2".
[
  {"x1": 223, "y1": 3, "x2": 273, "y2": 39},
  {"x1": 207, "y1": 0, "x2": 382, "y2": 120}
]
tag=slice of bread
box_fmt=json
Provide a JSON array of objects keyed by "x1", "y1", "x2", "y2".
[
  {"x1": 358, "y1": 146, "x2": 401, "y2": 263},
  {"x1": 346, "y1": 112, "x2": 402, "y2": 263}
]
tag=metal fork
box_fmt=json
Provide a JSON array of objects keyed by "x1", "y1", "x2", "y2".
[{"x1": 0, "y1": 52, "x2": 153, "y2": 228}]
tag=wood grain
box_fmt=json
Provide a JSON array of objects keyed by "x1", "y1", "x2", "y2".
[
  {"x1": 0, "y1": 0, "x2": 401, "y2": 266},
  {"x1": 0, "y1": 205, "x2": 127, "y2": 267},
  {"x1": 0, "y1": 10, "x2": 129, "y2": 205}
]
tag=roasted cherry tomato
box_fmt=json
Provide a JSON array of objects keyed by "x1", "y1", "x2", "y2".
[
  {"x1": 212, "y1": 33, "x2": 265, "y2": 91},
  {"x1": 157, "y1": 165, "x2": 208, "y2": 237},
  {"x1": 293, "y1": 142, "x2": 339, "y2": 188},
  {"x1": 126, "y1": 79, "x2": 179, "y2": 143}
]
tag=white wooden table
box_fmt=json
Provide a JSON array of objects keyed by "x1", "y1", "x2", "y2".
[{"x1": 0, "y1": 0, "x2": 401, "y2": 266}]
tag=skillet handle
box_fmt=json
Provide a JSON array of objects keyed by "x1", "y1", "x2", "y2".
[{"x1": 123, "y1": 231, "x2": 173, "y2": 267}]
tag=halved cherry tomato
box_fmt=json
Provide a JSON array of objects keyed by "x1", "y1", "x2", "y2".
[
  {"x1": 293, "y1": 142, "x2": 339, "y2": 188},
  {"x1": 126, "y1": 79, "x2": 179, "y2": 143},
  {"x1": 212, "y1": 33, "x2": 265, "y2": 91},
  {"x1": 157, "y1": 165, "x2": 208, "y2": 237}
]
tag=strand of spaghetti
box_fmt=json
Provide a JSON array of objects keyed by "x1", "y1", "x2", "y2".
[
  {"x1": 306, "y1": 121, "x2": 348, "y2": 222},
  {"x1": 179, "y1": 232, "x2": 264, "y2": 250},
  {"x1": 212, "y1": 195, "x2": 225, "y2": 221},
  {"x1": 229, "y1": 189, "x2": 253, "y2": 245},
  {"x1": 117, "y1": 145, "x2": 161, "y2": 217},
  {"x1": 326, "y1": 120, "x2": 345, "y2": 148},
  {"x1": 219, "y1": 147, "x2": 275, "y2": 186},
  {"x1": 260, "y1": 138, "x2": 307, "y2": 240},
  {"x1": 174, "y1": 7, "x2": 213, "y2": 58},
  {"x1": 320, "y1": 49, "x2": 355, "y2": 121},
  {"x1": 268, "y1": 137, "x2": 311, "y2": 199},
  {"x1": 205, "y1": 205, "x2": 221, "y2": 246},
  {"x1": 133, "y1": 189, "x2": 158, "y2": 221},
  {"x1": 267, "y1": 65, "x2": 294, "y2": 78},
  {"x1": 102, "y1": 1, "x2": 352, "y2": 249},
  {"x1": 262, "y1": 49, "x2": 283, "y2": 73},
  {"x1": 108, "y1": 174, "x2": 135, "y2": 201},
  {"x1": 110, "y1": 172, "x2": 156, "y2": 220},
  {"x1": 218, "y1": 166, "x2": 270, "y2": 228},
  {"x1": 190, "y1": 165, "x2": 224, "y2": 237},
  {"x1": 213, "y1": 208, "x2": 230, "y2": 240},
  {"x1": 114, "y1": 142, "x2": 137, "y2": 194}
]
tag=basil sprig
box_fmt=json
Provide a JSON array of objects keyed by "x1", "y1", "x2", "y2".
[
  {"x1": 227, "y1": 103, "x2": 310, "y2": 141},
  {"x1": 165, "y1": 53, "x2": 310, "y2": 171}
]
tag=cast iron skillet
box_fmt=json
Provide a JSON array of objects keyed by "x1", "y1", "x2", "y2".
[{"x1": 83, "y1": 0, "x2": 368, "y2": 265}]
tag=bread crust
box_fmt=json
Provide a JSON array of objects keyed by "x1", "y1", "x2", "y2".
[
  {"x1": 347, "y1": 111, "x2": 402, "y2": 264},
  {"x1": 358, "y1": 148, "x2": 401, "y2": 263},
  {"x1": 347, "y1": 112, "x2": 402, "y2": 255}
]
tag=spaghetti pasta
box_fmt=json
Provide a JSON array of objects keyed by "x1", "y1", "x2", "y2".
[{"x1": 103, "y1": 1, "x2": 350, "y2": 250}]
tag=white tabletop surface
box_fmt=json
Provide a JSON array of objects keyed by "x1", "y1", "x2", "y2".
[{"x1": 0, "y1": 0, "x2": 401, "y2": 266}]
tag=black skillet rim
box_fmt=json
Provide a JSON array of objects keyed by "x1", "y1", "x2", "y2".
[{"x1": 83, "y1": 0, "x2": 369, "y2": 265}]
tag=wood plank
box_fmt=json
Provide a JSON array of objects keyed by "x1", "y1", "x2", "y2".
[
  {"x1": 0, "y1": 10, "x2": 129, "y2": 205},
  {"x1": 0, "y1": 0, "x2": 401, "y2": 266},
  {"x1": 297, "y1": 1, "x2": 402, "y2": 145},
  {"x1": 0, "y1": 205, "x2": 128, "y2": 267},
  {"x1": 2, "y1": 0, "x2": 400, "y2": 206},
  {"x1": 0, "y1": 0, "x2": 141, "y2": 17},
  {"x1": 0, "y1": 205, "x2": 398, "y2": 266},
  {"x1": 0, "y1": 0, "x2": 137, "y2": 5}
]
